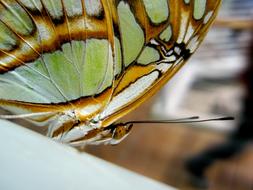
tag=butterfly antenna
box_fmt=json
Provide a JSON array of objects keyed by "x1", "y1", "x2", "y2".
[
  {"x1": 125, "y1": 116, "x2": 234, "y2": 125},
  {"x1": 0, "y1": 112, "x2": 55, "y2": 119}
]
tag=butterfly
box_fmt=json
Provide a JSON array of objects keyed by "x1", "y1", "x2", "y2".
[{"x1": 0, "y1": 0, "x2": 221, "y2": 146}]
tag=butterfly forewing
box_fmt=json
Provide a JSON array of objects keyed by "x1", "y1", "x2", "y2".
[
  {"x1": 0, "y1": 0, "x2": 116, "y2": 118},
  {"x1": 0, "y1": 0, "x2": 221, "y2": 145}
]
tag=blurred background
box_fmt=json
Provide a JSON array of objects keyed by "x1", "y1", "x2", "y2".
[{"x1": 85, "y1": 0, "x2": 253, "y2": 189}]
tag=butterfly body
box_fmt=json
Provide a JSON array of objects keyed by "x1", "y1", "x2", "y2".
[{"x1": 0, "y1": 0, "x2": 221, "y2": 145}]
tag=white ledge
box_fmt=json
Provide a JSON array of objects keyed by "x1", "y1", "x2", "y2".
[{"x1": 0, "y1": 119, "x2": 175, "y2": 190}]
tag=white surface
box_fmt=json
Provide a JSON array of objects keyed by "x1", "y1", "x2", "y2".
[{"x1": 0, "y1": 119, "x2": 175, "y2": 190}]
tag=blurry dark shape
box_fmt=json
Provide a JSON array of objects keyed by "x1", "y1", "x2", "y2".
[
  {"x1": 185, "y1": 28, "x2": 253, "y2": 188},
  {"x1": 236, "y1": 32, "x2": 253, "y2": 140}
]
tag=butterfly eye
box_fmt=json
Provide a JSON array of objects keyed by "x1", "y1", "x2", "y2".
[{"x1": 112, "y1": 124, "x2": 133, "y2": 140}]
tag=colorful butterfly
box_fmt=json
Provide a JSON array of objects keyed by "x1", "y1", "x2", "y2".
[{"x1": 0, "y1": 0, "x2": 221, "y2": 146}]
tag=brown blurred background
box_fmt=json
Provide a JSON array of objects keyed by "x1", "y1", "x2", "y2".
[{"x1": 85, "y1": 1, "x2": 253, "y2": 189}]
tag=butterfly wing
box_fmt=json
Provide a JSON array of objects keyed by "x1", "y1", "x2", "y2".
[
  {"x1": 98, "y1": 0, "x2": 222, "y2": 127},
  {"x1": 0, "y1": 0, "x2": 221, "y2": 140},
  {"x1": 0, "y1": 0, "x2": 117, "y2": 121}
]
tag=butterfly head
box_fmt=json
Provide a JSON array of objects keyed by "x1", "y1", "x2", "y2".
[{"x1": 106, "y1": 123, "x2": 133, "y2": 145}]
